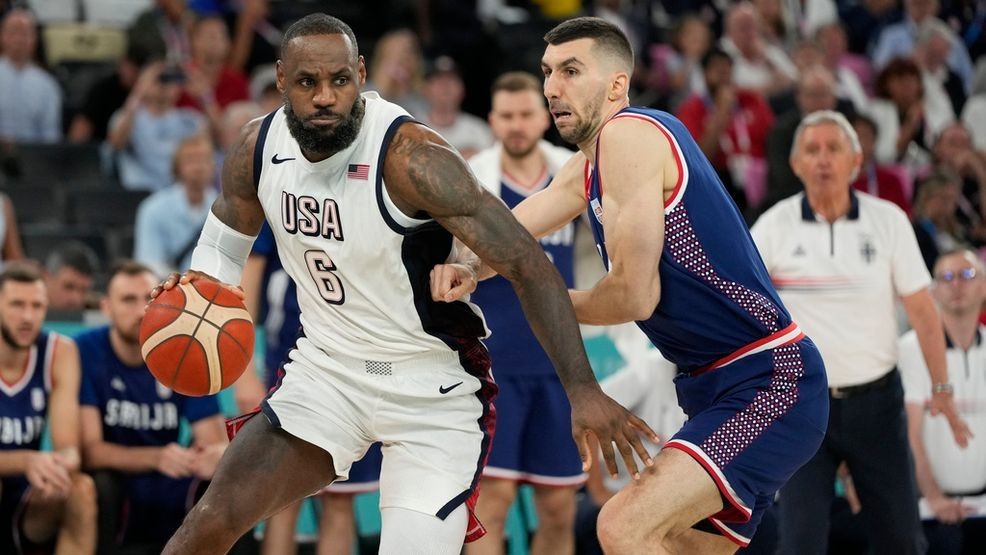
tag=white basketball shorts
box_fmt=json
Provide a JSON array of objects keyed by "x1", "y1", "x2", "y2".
[{"x1": 260, "y1": 335, "x2": 497, "y2": 524}]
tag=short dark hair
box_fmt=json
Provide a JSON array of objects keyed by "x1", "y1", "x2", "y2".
[
  {"x1": 875, "y1": 57, "x2": 922, "y2": 100},
  {"x1": 702, "y1": 48, "x2": 733, "y2": 70},
  {"x1": 544, "y1": 17, "x2": 634, "y2": 71},
  {"x1": 0, "y1": 262, "x2": 43, "y2": 290},
  {"x1": 491, "y1": 71, "x2": 542, "y2": 96},
  {"x1": 850, "y1": 113, "x2": 878, "y2": 136},
  {"x1": 45, "y1": 241, "x2": 99, "y2": 277},
  {"x1": 108, "y1": 259, "x2": 156, "y2": 283},
  {"x1": 281, "y1": 13, "x2": 359, "y2": 59}
]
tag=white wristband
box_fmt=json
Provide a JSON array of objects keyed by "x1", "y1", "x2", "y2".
[{"x1": 189, "y1": 211, "x2": 257, "y2": 285}]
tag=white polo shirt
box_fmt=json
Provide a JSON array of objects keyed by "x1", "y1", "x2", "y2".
[
  {"x1": 899, "y1": 328, "x2": 986, "y2": 495},
  {"x1": 751, "y1": 191, "x2": 931, "y2": 387}
]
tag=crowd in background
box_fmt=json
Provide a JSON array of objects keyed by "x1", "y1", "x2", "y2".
[{"x1": 0, "y1": 0, "x2": 985, "y2": 554}]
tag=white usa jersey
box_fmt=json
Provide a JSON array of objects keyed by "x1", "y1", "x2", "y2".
[{"x1": 253, "y1": 92, "x2": 488, "y2": 361}]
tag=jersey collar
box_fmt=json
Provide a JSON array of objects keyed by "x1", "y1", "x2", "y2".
[
  {"x1": 944, "y1": 328, "x2": 983, "y2": 349},
  {"x1": 801, "y1": 189, "x2": 860, "y2": 222}
]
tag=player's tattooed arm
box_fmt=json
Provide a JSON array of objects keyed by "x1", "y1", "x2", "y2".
[
  {"x1": 212, "y1": 118, "x2": 266, "y2": 236},
  {"x1": 387, "y1": 122, "x2": 594, "y2": 387},
  {"x1": 150, "y1": 118, "x2": 266, "y2": 299},
  {"x1": 386, "y1": 122, "x2": 659, "y2": 477}
]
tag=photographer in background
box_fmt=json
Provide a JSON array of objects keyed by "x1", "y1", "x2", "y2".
[{"x1": 106, "y1": 61, "x2": 205, "y2": 191}]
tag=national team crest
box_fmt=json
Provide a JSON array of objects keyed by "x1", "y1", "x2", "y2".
[
  {"x1": 31, "y1": 387, "x2": 45, "y2": 411},
  {"x1": 590, "y1": 198, "x2": 603, "y2": 222},
  {"x1": 156, "y1": 382, "x2": 173, "y2": 400}
]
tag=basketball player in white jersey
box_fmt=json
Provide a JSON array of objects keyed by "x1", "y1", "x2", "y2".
[{"x1": 153, "y1": 14, "x2": 656, "y2": 555}]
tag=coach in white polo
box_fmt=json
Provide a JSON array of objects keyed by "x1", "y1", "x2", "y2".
[
  {"x1": 900, "y1": 249, "x2": 986, "y2": 551},
  {"x1": 751, "y1": 110, "x2": 971, "y2": 555}
]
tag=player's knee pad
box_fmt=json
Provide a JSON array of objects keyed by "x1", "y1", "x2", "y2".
[{"x1": 378, "y1": 505, "x2": 467, "y2": 555}]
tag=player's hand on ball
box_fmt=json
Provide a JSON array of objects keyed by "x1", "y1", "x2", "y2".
[
  {"x1": 157, "y1": 443, "x2": 194, "y2": 479},
  {"x1": 430, "y1": 263, "x2": 478, "y2": 302},
  {"x1": 568, "y1": 384, "x2": 660, "y2": 480},
  {"x1": 142, "y1": 278, "x2": 254, "y2": 396},
  {"x1": 149, "y1": 270, "x2": 244, "y2": 302}
]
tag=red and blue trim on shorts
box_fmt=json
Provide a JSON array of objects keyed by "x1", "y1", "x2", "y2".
[
  {"x1": 664, "y1": 330, "x2": 826, "y2": 547},
  {"x1": 434, "y1": 338, "x2": 497, "y2": 543}
]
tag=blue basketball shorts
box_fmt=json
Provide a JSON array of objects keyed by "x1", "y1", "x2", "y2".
[
  {"x1": 664, "y1": 337, "x2": 828, "y2": 547},
  {"x1": 483, "y1": 374, "x2": 585, "y2": 485}
]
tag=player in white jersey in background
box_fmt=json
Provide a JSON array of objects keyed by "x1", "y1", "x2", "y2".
[{"x1": 153, "y1": 13, "x2": 657, "y2": 555}]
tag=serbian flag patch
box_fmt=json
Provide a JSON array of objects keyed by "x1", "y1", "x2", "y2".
[{"x1": 347, "y1": 164, "x2": 370, "y2": 180}]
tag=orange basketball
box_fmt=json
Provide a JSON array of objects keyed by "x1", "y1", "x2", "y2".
[{"x1": 139, "y1": 280, "x2": 254, "y2": 397}]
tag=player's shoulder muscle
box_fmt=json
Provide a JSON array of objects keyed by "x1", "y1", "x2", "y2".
[{"x1": 224, "y1": 117, "x2": 266, "y2": 196}]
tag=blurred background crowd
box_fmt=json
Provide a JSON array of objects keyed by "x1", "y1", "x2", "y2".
[
  {"x1": 0, "y1": 0, "x2": 985, "y2": 293},
  {"x1": 0, "y1": 0, "x2": 985, "y2": 554}
]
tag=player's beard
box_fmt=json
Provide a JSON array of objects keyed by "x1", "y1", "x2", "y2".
[
  {"x1": 556, "y1": 94, "x2": 603, "y2": 146},
  {"x1": 0, "y1": 321, "x2": 32, "y2": 350},
  {"x1": 284, "y1": 95, "x2": 365, "y2": 158},
  {"x1": 114, "y1": 323, "x2": 141, "y2": 346},
  {"x1": 502, "y1": 135, "x2": 540, "y2": 159}
]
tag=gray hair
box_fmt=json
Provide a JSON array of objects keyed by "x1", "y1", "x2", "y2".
[
  {"x1": 791, "y1": 110, "x2": 862, "y2": 156},
  {"x1": 791, "y1": 110, "x2": 862, "y2": 180},
  {"x1": 917, "y1": 18, "x2": 957, "y2": 46}
]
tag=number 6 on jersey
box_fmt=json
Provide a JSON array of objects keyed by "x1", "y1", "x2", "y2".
[{"x1": 305, "y1": 250, "x2": 345, "y2": 304}]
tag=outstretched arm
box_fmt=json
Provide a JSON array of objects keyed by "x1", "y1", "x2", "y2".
[
  {"x1": 569, "y1": 117, "x2": 666, "y2": 324},
  {"x1": 430, "y1": 151, "x2": 587, "y2": 300},
  {"x1": 386, "y1": 122, "x2": 657, "y2": 477}
]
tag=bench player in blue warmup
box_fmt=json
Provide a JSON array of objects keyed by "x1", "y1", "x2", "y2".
[{"x1": 432, "y1": 17, "x2": 829, "y2": 553}]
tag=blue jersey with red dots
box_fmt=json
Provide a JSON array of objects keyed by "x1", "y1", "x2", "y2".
[{"x1": 584, "y1": 107, "x2": 801, "y2": 372}]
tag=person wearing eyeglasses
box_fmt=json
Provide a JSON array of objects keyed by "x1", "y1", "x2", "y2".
[
  {"x1": 751, "y1": 110, "x2": 972, "y2": 554},
  {"x1": 899, "y1": 248, "x2": 986, "y2": 554}
]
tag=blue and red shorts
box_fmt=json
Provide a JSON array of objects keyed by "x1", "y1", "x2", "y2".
[{"x1": 665, "y1": 336, "x2": 828, "y2": 547}]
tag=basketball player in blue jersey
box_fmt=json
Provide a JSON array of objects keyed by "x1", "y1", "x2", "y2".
[
  {"x1": 432, "y1": 17, "x2": 830, "y2": 552},
  {"x1": 153, "y1": 13, "x2": 656, "y2": 555},
  {"x1": 0, "y1": 263, "x2": 96, "y2": 554},
  {"x1": 243, "y1": 223, "x2": 383, "y2": 555},
  {"x1": 465, "y1": 71, "x2": 584, "y2": 555},
  {"x1": 77, "y1": 261, "x2": 226, "y2": 553}
]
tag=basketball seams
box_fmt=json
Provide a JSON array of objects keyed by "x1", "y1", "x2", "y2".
[
  {"x1": 202, "y1": 305, "x2": 253, "y2": 358},
  {"x1": 170, "y1": 284, "x2": 220, "y2": 393},
  {"x1": 216, "y1": 326, "x2": 251, "y2": 357},
  {"x1": 198, "y1": 299, "x2": 252, "y2": 392},
  {"x1": 140, "y1": 281, "x2": 254, "y2": 396}
]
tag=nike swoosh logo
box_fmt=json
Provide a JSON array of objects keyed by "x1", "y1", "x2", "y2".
[
  {"x1": 271, "y1": 154, "x2": 296, "y2": 164},
  {"x1": 439, "y1": 381, "x2": 464, "y2": 394}
]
